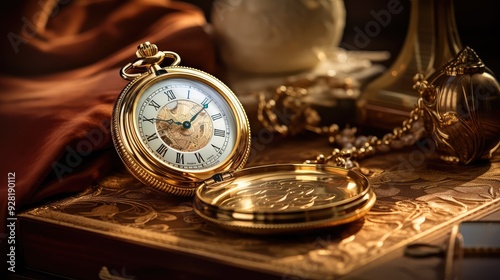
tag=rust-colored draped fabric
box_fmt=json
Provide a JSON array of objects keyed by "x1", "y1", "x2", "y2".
[{"x1": 0, "y1": 0, "x2": 215, "y2": 247}]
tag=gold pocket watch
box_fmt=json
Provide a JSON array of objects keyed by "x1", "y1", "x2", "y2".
[{"x1": 111, "y1": 42, "x2": 375, "y2": 234}]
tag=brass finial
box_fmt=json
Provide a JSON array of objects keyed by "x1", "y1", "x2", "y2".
[{"x1": 444, "y1": 46, "x2": 485, "y2": 76}]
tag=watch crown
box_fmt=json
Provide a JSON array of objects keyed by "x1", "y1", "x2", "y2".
[{"x1": 136, "y1": 41, "x2": 159, "y2": 58}]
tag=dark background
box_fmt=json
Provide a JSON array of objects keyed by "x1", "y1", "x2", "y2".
[
  {"x1": 186, "y1": 0, "x2": 500, "y2": 76},
  {"x1": 1, "y1": 0, "x2": 498, "y2": 75}
]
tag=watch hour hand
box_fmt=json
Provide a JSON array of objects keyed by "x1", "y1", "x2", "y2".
[{"x1": 154, "y1": 118, "x2": 182, "y2": 126}]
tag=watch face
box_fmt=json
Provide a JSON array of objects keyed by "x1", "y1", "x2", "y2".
[{"x1": 135, "y1": 77, "x2": 237, "y2": 171}]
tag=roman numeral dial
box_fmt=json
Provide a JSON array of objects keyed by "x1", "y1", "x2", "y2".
[
  {"x1": 136, "y1": 78, "x2": 237, "y2": 170},
  {"x1": 112, "y1": 46, "x2": 252, "y2": 200}
]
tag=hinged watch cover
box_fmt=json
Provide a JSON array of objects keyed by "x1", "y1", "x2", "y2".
[{"x1": 195, "y1": 164, "x2": 375, "y2": 234}]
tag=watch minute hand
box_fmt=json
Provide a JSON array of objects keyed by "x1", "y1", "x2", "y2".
[{"x1": 190, "y1": 103, "x2": 208, "y2": 122}]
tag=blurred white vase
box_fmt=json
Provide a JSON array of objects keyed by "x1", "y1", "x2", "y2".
[{"x1": 211, "y1": 0, "x2": 346, "y2": 74}]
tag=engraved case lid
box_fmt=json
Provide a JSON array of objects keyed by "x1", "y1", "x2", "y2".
[{"x1": 194, "y1": 163, "x2": 376, "y2": 234}]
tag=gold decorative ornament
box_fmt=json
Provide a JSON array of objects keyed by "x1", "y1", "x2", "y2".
[
  {"x1": 111, "y1": 42, "x2": 376, "y2": 234},
  {"x1": 414, "y1": 46, "x2": 500, "y2": 164},
  {"x1": 258, "y1": 46, "x2": 500, "y2": 166}
]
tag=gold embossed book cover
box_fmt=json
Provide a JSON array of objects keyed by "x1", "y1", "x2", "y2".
[{"x1": 17, "y1": 138, "x2": 500, "y2": 280}]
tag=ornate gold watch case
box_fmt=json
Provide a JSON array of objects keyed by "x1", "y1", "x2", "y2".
[{"x1": 111, "y1": 42, "x2": 376, "y2": 234}]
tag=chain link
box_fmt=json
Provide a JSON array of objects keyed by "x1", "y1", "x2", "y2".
[{"x1": 257, "y1": 76, "x2": 426, "y2": 169}]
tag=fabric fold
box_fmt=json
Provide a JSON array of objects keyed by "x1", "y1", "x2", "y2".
[{"x1": 0, "y1": 0, "x2": 216, "y2": 242}]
